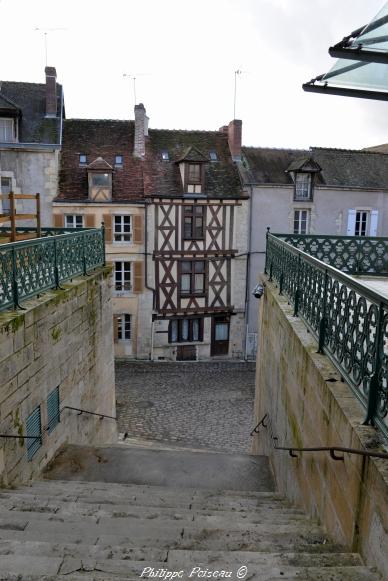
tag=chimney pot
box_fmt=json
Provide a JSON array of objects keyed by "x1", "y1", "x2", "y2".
[{"x1": 45, "y1": 66, "x2": 57, "y2": 118}]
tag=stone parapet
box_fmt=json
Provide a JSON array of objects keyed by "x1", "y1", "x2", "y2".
[
  {"x1": 0, "y1": 266, "x2": 116, "y2": 486},
  {"x1": 252, "y1": 277, "x2": 388, "y2": 578}
]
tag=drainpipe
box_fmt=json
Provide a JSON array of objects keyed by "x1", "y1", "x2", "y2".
[
  {"x1": 243, "y1": 184, "x2": 254, "y2": 360},
  {"x1": 144, "y1": 200, "x2": 156, "y2": 360}
]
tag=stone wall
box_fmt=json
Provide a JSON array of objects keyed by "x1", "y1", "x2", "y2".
[
  {"x1": 0, "y1": 148, "x2": 59, "y2": 227},
  {"x1": 0, "y1": 267, "x2": 116, "y2": 486},
  {"x1": 252, "y1": 278, "x2": 388, "y2": 577}
]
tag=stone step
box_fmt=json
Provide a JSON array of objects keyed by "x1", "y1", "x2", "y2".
[
  {"x1": 0, "y1": 498, "x2": 309, "y2": 525},
  {"x1": 42, "y1": 444, "x2": 275, "y2": 491},
  {"x1": 0, "y1": 527, "x2": 342, "y2": 553},
  {"x1": 0, "y1": 554, "x2": 378, "y2": 581},
  {"x1": 0, "y1": 540, "x2": 363, "y2": 568}
]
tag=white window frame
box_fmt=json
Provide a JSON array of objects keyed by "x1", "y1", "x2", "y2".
[
  {"x1": 294, "y1": 173, "x2": 312, "y2": 200},
  {"x1": 293, "y1": 209, "x2": 310, "y2": 234},
  {"x1": 64, "y1": 214, "x2": 84, "y2": 228},
  {"x1": 1, "y1": 177, "x2": 12, "y2": 214},
  {"x1": 117, "y1": 314, "x2": 131, "y2": 341},
  {"x1": 114, "y1": 261, "x2": 132, "y2": 293},
  {"x1": 0, "y1": 118, "x2": 15, "y2": 142},
  {"x1": 113, "y1": 215, "x2": 132, "y2": 244},
  {"x1": 347, "y1": 208, "x2": 378, "y2": 237}
]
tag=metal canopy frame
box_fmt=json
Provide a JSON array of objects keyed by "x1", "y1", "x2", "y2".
[{"x1": 303, "y1": 8, "x2": 388, "y2": 100}]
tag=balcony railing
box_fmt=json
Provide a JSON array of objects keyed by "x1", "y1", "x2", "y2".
[
  {"x1": 0, "y1": 226, "x2": 106, "y2": 312},
  {"x1": 265, "y1": 232, "x2": 388, "y2": 440}
]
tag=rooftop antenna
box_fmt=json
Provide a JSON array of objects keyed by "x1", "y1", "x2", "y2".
[
  {"x1": 234, "y1": 69, "x2": 242, "y2": 119},
  {"x1": 35, "y1": 28, "x2": 67, "y2": 67},
  {"x1": 123, "y1": 72, "x2": 151, "y2": 108}
]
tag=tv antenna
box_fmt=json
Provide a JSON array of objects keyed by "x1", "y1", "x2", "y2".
[
  {"x1": 123, "y1": 73, "x2": 151, "y2": 107},
  {"x1": 35, "y1": 28, "x2": 67, "y2": 66}
]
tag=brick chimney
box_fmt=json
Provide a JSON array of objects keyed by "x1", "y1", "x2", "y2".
[
  {"x1": 134, "y1": 103, "x2": 149, "y2": 158},
  {"x1": 45, "y1": 66, "x2": 57, "y2": 117},
  {"x1": 227, "y1": 119, "x2": 242, "y2": 161}
]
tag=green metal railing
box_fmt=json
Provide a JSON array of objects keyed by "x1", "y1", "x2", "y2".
[
  {"x1": 0, "y1": 226, "x2": 105, "y2": 312},
  {"x1": 272, "y1": 233, "x2": 388, "y2": 275},
  {"x1": 265, "y1": 233, "x2": 388, "y2": 440}
]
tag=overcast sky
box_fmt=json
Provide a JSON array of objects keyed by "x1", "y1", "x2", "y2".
[{"x1": 1, "y1": 0, "x2": 387, "y2": 149}]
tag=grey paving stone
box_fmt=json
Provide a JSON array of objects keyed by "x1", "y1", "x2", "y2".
[{"x1": 115, "y1": 361, "x2": 256, "y2": 453}]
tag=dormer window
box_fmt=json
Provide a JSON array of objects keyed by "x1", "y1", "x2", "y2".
[
  {"x1": 295, "y1": 173, "x2": 312, "y2": 200},
  {"x1": 209, "y1": 151, "x2": 218, "y2": 161},
  {"x1": 161, "y1": 150, "x2": 169, "y2": 161},
  {"x1": 87, "y1": 157, "x2": 113, "y2": 201},
  {"x1": 0, "y1": 118, "x2": 16, "y2": 142},
  {"x1": 79, "y1": 154, "x2": 87, "y2": 165},
  {"x1": 187, "y1": 163, "x2": 202, "y2": 193},
  {"x1": 285, "y1": 157, "x2": 321, "y2": 203}
]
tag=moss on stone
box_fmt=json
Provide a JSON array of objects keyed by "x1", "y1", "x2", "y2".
[
  {"x1": 13, "y1": 408, "x2": 24, "y2": 448},
  {"x1": 2, "y1": 313, "x2": 25, "y2": 335},
  {"x1": 51, "y1": 326, "x2": 61, "y2": 342}
]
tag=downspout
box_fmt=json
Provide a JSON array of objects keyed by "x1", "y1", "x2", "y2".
[
  {"x1": 144, "y1": 199, "x2": 156, "y2": 360},
  {"x1": 243, "y1": 184, "x2": 253, "y2": 360}
]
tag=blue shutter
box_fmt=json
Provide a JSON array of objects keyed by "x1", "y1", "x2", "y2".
[
  {"x1": 26, "y1": 406, "x2": 42, "y2": 460},
  {"x1": 47, "y1": 387, "x2": 60, "y2": 434}
]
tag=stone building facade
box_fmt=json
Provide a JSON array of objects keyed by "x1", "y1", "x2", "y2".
[
  {"x1": 53, "y1": 118, "x2": 152, "y2": 359},
  {"x1": 0, "y1": 67, "x2": 64, "y2": 226},
  {"x1": 239, "y1": 146, "x2": 388, "y2": 358}
]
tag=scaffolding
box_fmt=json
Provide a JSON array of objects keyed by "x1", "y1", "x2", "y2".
[{"x1": 0, "y1": 192, "x2": 41, "y2": 243}]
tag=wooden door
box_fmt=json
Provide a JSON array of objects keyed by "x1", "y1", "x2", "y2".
[
  {"x1": 176, "y1": 345, "x2": 197, "y2": 361},
  {"x1": 211, "y1": 316, "x2": 230, "y2": 356}
]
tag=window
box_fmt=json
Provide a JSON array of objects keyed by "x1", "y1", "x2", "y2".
[
  {"x1": 114, "y1": 215, "x2": 132, "y2": 242},
  {"x1": 47, "y1": 387, "x2": 60, "y2": 434},
  {"x1": 183, "y1": 205, "x2": 204, "y2": 239},
  {"x1": 187, "y1": 163, "x2": 202, "y2": 193},
  {"x1": 65, "y1": 214, "x2": 84, "y2": 228},
  {"x1": 161, "y1": 150, "x2": 169, "y2": 161},
  {"x1": 180, "y1": 260, "x2": 205, "y2": 295},
  {"x1": 295, "y1": 173, "x2": 312, "y2": 200},
  {"x1": 117, "y1": 314, "x2": 131, "y2": 340},
  {"x1": 91, "y1": 173, "x2": 110, "y2": 187},
  {"x1": 26, "y1": 406, "x2": 42, "y2": 461},
  {"x1": 293, "y1": 210, "x2": 309, "y2": 234},
  {"x1": 169, "y1": 318, "x2": 203, "y2": 343},
  {"x1": 115, "y1": 261, "x2": 131, "y2": 291},
  {"x1": 0, "y1": 118, "x2": 15, "y2": 142},
  {"x1": 209, "y1": 151, "x2": 218, "y2": 161},
  {"x1": 79, "y1": 154, "x2": 87, "y2": 165},
  {"x1": 1, "y1": 177, "x2": 11, "y2": 214},
  {"x1": 347, "y1": 209, "x2": 378, "y2": 237},
  {"x1": 115, "y1": 155, "x2": 123, "y2": 166},
  {"x1": 355, "y1": 211, "x2": 369, "y2": 236}
]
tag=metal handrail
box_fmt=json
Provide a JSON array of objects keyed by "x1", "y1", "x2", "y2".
[
  {"x1": 62, "y1": 406, "x2": 117, "y2": 421},
  {"x1": 0, "y1": 434, "x2": 41, "y2": 441},
  {"x1": 251, "y1": 414, "x2": 388, "y2": 461}
]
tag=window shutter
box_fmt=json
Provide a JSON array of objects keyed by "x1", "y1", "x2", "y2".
[
  {"x1": 133, "y1": 261, "x2": 144, "y2": 293},
  {"x1": 53, "y1": 214, "x2": 64, "y2": 228},
  {"x1": 133, "y1": 214, "x2": 143, "y2": 244},
  {"x1": 370, "y1": 210, "x2": 378, "y2": 236},
  {"x1": 113, "y1": 315, "x2": 119, "y2": 343},
  {"x1": 103, "y1": 214, "x2": 112, "y2": 243},
  {"x1": 346, "y1": 209, "x2": 356, "y2": 235},
  {"x1": 85, "y1": 214, "x2": 95, "y2": 228}
]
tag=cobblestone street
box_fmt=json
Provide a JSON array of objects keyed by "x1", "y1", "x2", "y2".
[{"x1": 115, "y1": 361, "x2": 256, "y2": 454}]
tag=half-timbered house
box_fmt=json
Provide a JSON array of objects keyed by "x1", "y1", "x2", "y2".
[{"x1": 142, "y1": 112, "x2": 249, "y2": 360}]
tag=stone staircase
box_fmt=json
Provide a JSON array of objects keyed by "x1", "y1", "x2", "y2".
[{"x1": 0, "y1": 444, "x2": 380, "y2": 580}]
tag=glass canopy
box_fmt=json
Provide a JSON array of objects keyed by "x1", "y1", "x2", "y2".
[{"x1": 303, "y1": 2, "x2": 388, "y2": 99}]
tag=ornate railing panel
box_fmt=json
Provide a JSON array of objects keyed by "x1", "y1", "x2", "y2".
[
  {"x1": 273, "y1": 233, "x2": 388, "y2": 275},
  {"x1": 265, "y1": 233, "x2": 388, "y2": 440},
  {"x1": 0, "y1": 227, "x2": 105, "y2": 312}
]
